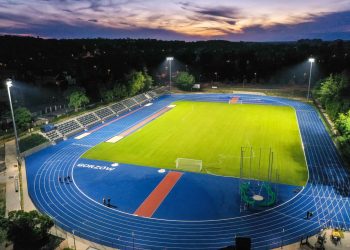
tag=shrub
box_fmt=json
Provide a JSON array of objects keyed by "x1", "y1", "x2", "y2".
[{"x1": 19, "y1": 134, "x2": 48, "y2": 153}]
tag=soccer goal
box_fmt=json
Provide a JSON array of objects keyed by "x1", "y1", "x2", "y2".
[{"x1": 175, "y1": 158, "x2": 203, "y2": 172}]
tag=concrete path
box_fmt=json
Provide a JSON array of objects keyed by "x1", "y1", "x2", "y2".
[
  {"x1": 4, "y1": 140, "x2": 21, "y2": 215},
  {"x1": 21, "y1": 158, "x2": 35, "y2": 211}
]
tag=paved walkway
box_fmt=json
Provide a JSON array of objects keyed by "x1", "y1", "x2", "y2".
[
  {"x1": 4, "y1": 140, "x2": 21, "y2": 215},
  {"x1": 21, "y1": 157, "x2": 35, "y2": 212}
]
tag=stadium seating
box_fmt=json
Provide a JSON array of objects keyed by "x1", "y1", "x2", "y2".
[
  {"x1": 109, "y1": 102, "x2": 127, "y2": 115},
  {"x1": 95, "y1": 107, "x2": 115, "y2": 120},
  {"x1": 144, "y1": 93, "x2": 152, "y2": 100},
  {"x1": 147, "y1": 91, "x2": 158, "y2": 99},
  {"x1": 57, "y1": 120, "x2": 83, "y2": 136},
  {"x1": 77, "y1": 113, "x2": 100, "y2": 127},
  {"x1": 43, "y1": 87, "x2": 166, "y2": 142},
  {"x1": 133, "y1": 94, "x2": 149, "y2": 105},
  {"x1": 122, "y1": 98, "x2": 138, "y2": 109},
  {"x1": 45, "y1": 129, "x2": 63, "y2": 142}
]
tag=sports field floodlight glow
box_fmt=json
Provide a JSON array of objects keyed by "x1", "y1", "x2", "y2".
[
  {"x1": 166, "y1": 57, "x2": 174, "y2": 92},
  {"x1": 6, "y1": 78, "x2": 13, "y2": 87},
  {"x1": 5, "y1": 78, "x2": 20, "y2": 163},
  {"x1": 308, "y1": 58, "x2": 315, "y2": 63},
  {"x1": 307, "y1": 58, "x2": 315, "y2": 101}
]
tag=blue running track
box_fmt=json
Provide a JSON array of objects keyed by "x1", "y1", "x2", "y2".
[{"x1": 25, "y1": 94, "x2": 350, "y2": 249}]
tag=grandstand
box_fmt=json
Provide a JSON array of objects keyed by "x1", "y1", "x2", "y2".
[
  {"x1": 76, "y1": 113, "x2": 100, "y2": 128},
  {"x1": 56, "y1": 120, "x2": 83, "y2": 137},
  {"x1": 45, "y1": 129, "x2": 63, "y2": 142},
  {"x1": 133, "y1": 93, "x2": 150, "y2": 105},
  {"x1": 42, "y1": 88, "x2": 166, "y2": 142},
  {"x1": 121, "y1": 98, "x2": 138, "y2": 109},
  {"x1": 110, "y1": 102, "x2": 127, "y2": 115},
  {"x1": 95, "y1": 107, "x2": 115, "y2": 120}
]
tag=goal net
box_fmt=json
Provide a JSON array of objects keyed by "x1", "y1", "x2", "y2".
[{"x1": 175, "y1": 158, "x2": 203, "y2": 172}]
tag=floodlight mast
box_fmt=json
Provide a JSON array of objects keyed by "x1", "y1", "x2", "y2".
[
  {"x1": 166, "y1": 57, "x2": 174, "y2": 92},
  {"x1": 5, "y1": 79, "x2": 20, "y2": 164},
  {"x1": 307, "y1": 58, "x2": 315, "y2": 101}
]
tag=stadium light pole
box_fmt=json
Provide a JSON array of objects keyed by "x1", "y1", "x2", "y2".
[
  {"x1": 307, "y1": 58, "x2": 315, "y2": 101},
  {"x1": 5, "y1": 78, "x2": 20, "y2": 163},
  {"x1": 166, "y1": 57, "x2": 174, "y2": 92}
]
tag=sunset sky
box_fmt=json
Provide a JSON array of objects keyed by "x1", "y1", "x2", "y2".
[{"x1": 0, "y1": 0, "x2": 349, "y2": 41}]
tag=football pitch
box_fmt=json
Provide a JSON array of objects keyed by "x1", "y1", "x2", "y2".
[{"x1": 83, "y1": 101, "x2": 307, "y2": 186}]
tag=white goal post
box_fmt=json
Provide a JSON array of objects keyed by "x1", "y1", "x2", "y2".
[{"x1": 175, "y1": 158, "x2": 203, "y2": 172}]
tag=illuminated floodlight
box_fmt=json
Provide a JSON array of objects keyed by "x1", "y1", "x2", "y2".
[
  {"x1": 6, "y1": 78, "x2": 13, "y2": 87},
  {"x1": 166, "y1": 57, "x2": 174, "y2": 61},
  {"x1": 308, "y1": 58, "x2": 315, "y2": 63}
]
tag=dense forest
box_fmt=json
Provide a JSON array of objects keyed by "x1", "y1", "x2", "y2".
[{"x1": 0, "y1": 36, "x2": 349, "y2": 104}]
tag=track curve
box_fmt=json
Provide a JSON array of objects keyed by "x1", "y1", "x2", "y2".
[{"x1": 26, "y1": 94, "x2": 350, "y2": 249}]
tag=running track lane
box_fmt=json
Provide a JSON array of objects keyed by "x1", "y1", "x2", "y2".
[
  {"x1": 134, "y1": 172, "x2": 183, "y2": 217},
  {"x1": 26, "y1": 94, "x2": 350, "y2": 249}
]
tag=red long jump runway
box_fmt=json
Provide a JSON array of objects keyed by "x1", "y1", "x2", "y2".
[
  {"x1": 134, "y1": 172, "x2": 183, "y2": 218},
  {"x1": 229, "y1": 97, "x2": 239, "y2": 104}
]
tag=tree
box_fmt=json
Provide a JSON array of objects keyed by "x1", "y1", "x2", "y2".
[
  {"x1": 174, "y1": 71, "x2": 195, "y2": 90},
  {"x1": 0, "y1": 216, "x2": 8, "y2": 245},
  {"x1": 126, "y1": 71, "x2": 145, "y2": 96},
  {"x1": 14, "y1": 107, "x2": 32, "y2": 130},
  {"x1": 336, "y1": 111, "x2": 350, "y2": 137},
  {"x1": 68, "y1": 90, "x2": 89, "y2": 112},
  {"x1": 100, "y1": 89, "x2": 114, "y2": 103},
  {"x1": 313, "y1": 73, "x2": 350, "y2": 119},
  {"x1": 336, "y1": 110, "x2": 350, "y2": 160},
  {"x1": 143, "y1": 71, "x2": 153, "y2": 90},
  {"x1": 7, "y1": 210, "x2": 54, "y2": 250},
  {"x1": 113, "y1": 84, "x2": 128, "y2": 100}
]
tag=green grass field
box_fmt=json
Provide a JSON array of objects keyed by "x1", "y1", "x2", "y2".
[{"x1": 83, "y1": 101, "x2": 307, "y2": 186}]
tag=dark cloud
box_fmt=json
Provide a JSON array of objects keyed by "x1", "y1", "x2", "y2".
[
  {"x1": 223, "y1": 10, "x2": 350, "y2": 41},
  {"x1": 0, "y1": 6, "x2": 349, "y2": 41},
  {"x1": 179, "y1": 2, "x2": 241, "y2": 20},
  {"x1": 194, "y1": 7, "x2": 240, "y2": 19},
  {"x1": 0, "y1": 16, "x2": 196, "y2": 40}
]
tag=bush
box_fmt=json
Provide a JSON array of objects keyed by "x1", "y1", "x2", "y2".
[
  {"x1": 7, "y1": 210, "x2": 53, "y2": 250},
  {"x1": 174, "y1": 72, "x2": 195, "y2": 91},
  {"x1": 19, "y1": 134, "x2": 48, "y2": 153}
]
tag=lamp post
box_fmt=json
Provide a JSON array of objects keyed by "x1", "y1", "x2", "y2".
[
  {"x1": 5, "y1": 79, "x2": 20, "y2": 163},
  {"x1": 166, "y1": 57, "x2": 174, "y2": 92},
  {"x1": 307, "y1": 58, "x2": 315, "y2": 101},
  {"x1": 214, "y1": 72, "x2": 218, "y2": 82}
]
